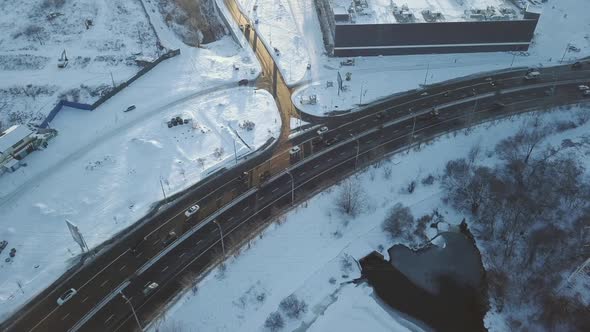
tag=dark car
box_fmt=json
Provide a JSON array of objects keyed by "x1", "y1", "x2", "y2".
[
  {"x1": 238, "y1": 79, "x2": 249, "y2": 86},
  {"x1": 571, "y1": 62, "x2": 582, "y2": 69},
  {"x1": 124, "y1": 105, "x2": 136, "y2": 112},
  {"x1": 324, "y1": 137, "x2": 338, "y2": 146},
  {"x1": 491, "y1": 101, "x2": 505, "y2": 110}
]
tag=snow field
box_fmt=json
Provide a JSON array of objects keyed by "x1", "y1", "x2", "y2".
[
  {"x1": 151, "y1": 103, "x2": 590, "y2": 331},
  {"x1": 0, "y1": 88, "x2": 280, "y2": 320}
]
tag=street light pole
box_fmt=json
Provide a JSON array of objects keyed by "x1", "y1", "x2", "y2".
[
  {"x1": 213, "y1": 220, "x2": 225, "y2": 257},
  {"x1": 560, "y1": 43, "x2": 570, "y2": 63},
  {"x1": 354, "y1": 139, "x2": 360, "y2": 170},
  {"x1": 510, "y1": 53, "x2": 516, "y2": 68},
  {"x1": 286, "y1": 171, "x2": 295, "y2": 203},
  {"x1": 120, "y1": 291, "x2": 143, "y2": 331}
]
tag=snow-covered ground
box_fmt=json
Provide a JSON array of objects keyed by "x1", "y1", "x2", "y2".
[
  {"x1": 149, "y1": 104, "x2": 590, "y2": 331},
  {"x1": 0, "y1": 88, "x2": 279, "y2": 319},
  {"x1": 0, "y1": 0, "x2": 260, "y2": 131},
  {"x1": 236, "y1": 0, "x2": 589, "y2": 116},
  {"x1": 331, "y1": 0, "x2": 521, "y2": 24}
]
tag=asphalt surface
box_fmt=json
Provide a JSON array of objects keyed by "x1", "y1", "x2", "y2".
[{"x1": 2, "y1": 3, "x2": 589, "y2": 331}]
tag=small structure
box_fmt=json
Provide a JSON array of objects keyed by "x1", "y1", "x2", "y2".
[
  {"x1": 333, "y1": 6, "x2": 350, "y2": 22},
  {"x1": 0, "y1": 125, "x2": 57, "y2": 175},
  {"x1": 57, "y1": 49, "x2": 68, "y2": 68}
]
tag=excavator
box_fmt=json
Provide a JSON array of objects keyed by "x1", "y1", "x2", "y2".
[{"x1": 57, "y1": 49, "x2": 68, "y2": 68}]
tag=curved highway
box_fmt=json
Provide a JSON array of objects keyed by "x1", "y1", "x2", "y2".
[{"x1": 1, "y1": 1, "x2": 589, "y2": 331}]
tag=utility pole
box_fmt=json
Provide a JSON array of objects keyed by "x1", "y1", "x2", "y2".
[
  {"x1": 110, "y1": 72, "x2": 116, "y2": 89},
  {"x1": 121, "y1": 291, "x2": 143, "y2": 331},
  {"x1": 410, "y1": 115, "x2": 417, "y2": 146},
  {"x1": 359, "y1": 82, "x2": 364, "y2": 105},
  {"x1": 233, "y1": 139, "x2": 238, "y2": 165},
  {"x1": 560, "y1": 43, "x2": 570, "y2": 63},
  {"x1": 286, "y1": 171, "x2": 295, "y2": 203},
  {"x1": 423, "y1": 63, "x2": 430, "y2": 86},
  {"x1": 159, "y1": 177, "x2": 167, "y2": 201},
  {"x1": 510, "y1": 53, "x2": 516, "y2": 68},
  {"x1": 213, "y1": 220, "x2": 225, "y2": 257}
]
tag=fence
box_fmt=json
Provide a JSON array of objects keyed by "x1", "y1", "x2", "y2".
[{"x1": 39, "y1": 49, "x2": 181, "y2": 128}]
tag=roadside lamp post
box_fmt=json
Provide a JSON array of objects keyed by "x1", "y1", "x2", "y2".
[
  {"x1": 120, "y1": 291, "x2": 143, "y2": 331},
  {"x1": 213, "y1": 220, "x2": 225, "y2": 257},
  {"x1": 286, "y1": 170, "x2": 295, "y2": 203},
  {"x1": 355, "y1": 140, "x2": 360, "y2": 170}
]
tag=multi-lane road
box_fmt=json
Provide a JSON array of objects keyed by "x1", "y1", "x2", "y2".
[{"x1": 2, "y1": 1, "x2": 589, "y2": 331}]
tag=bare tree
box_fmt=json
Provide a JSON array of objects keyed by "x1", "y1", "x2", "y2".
[
  {"x1": 382, "y1": 203, "x2": 414, "y2": 240},
  {"x1": 333, "y1": 179, "x2": 366, "y2": 217},
  {"x1": 279, "y1": 294, "x2": 307, "y2": 319},
  {"x1": 264, "y1": 311, "x2": 284, "y2": 331}
]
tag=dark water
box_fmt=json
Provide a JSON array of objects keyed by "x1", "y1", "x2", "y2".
[{"x1": 359, "y1": 231, "x2": 487, "y2": 332}]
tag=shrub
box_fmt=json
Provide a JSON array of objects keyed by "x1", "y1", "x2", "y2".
[
  {"x1": 264, "y1": 311, "x2": 284, "y2": 331},
  {"x1": 279, "y1": 294, "x2": 307, "y2": 319}
]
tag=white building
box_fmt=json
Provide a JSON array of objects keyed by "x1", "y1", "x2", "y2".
[{"x1": 0, "y1": 125, "x2": 35, "y2": 173}]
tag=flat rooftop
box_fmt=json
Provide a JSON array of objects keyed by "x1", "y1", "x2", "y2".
[{"x1": 332, "y1": 0, "x2": 523, "y2": 24}]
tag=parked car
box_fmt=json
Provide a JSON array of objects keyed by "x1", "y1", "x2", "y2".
[
  {"x1": 124, "y1": 105, "x2": 136, "y2": 112},
  {"x1": 185, "y1": 205, "x2": 200, "y2": 218},
  {"x1": 238, "y1": 79, "x2": 249, "y2": 86},
  {"x1": 143, "y1": 282, "x2": 159, "y2": 295},
  {"x1": 577, "y1": 85, "x2": 589, "y2": 91},
  {"x1": 584, "y1": 90, "x2": 590, "y2": 97},
  {"x1": 571, "y1": 61, "x2": 582, "y2": 69},
  {"x1": 57, "y1": 288, "x2": 77, "y2": 306},
  {"x1": 316, "y1": 126, "x2": 328, "y2": 136}
]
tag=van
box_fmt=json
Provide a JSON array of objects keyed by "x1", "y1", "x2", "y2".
[{"x1": 524, "y1": 71, "x2": 540, "y2": 80}]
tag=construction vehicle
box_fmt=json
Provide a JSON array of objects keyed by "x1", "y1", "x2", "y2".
[{"x1": 57, "y1": 49, "x2": 68, "y2": 68}]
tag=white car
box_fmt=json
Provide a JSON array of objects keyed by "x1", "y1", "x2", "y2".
[
  {"x1": 316, "y1": 126, "x2": 328, "y2": 136},
  {"x1": 57, "y1": 288, "x2": 77, "y2": 306},
  {"x1": 184, "y1": 205, "x2": 200, "y2": 218},
  {"x1": 577, "y1": 85, "x2": 589, "y2": 91},
  {"x1": 584, "y1": 90, "x2": 590, "y2": 97},
  {"x1": 289, "y1": 146, "x2": 301, "y2": 155},
  {"x1": 143, "y1": 282, "x2": 159, "y2": 295}
]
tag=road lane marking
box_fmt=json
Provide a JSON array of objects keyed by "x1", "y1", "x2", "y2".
[
  {"x1": 119, "y1": 265, "x2": 126, "y2": 272},
  {"x1": 300, "y1": 172, "x2": 306, "y2": 176},
  {"x1": 271, "y1": 188, "x2": 279, "y2": 193},
  {"x1": 242, "y1": 206, "x2": 249, "y2": 212},
  {"x1": 259, "y1": 196, "x2": 265, "y2": 201},
  {"x1": 228, "y1": 216, "x2": 234, "y2": 221},
  {"x1": 136, "y1": 251, "x2": 143, "y2": 258},
  {"x1": 61, "y1": 313, "x2": 70, "y2": 321},
  {"x1": 340, "y1": 151, "x2": 346, "y2": 155},
  {"x1": 328, "y1": 158, "x2": 333, "y2": 162},
  {"x1": 104, "y1": 314, "x2": 115, "y2": 325},
  {"x1": 153, "y1": 239, "x2": 160, "y2": 245},
  {"x1": 100, "y1": 280, "x2": 109, "y2": 288},
  {"x1": 81, "y1": 296, "x2": 89, "y2": 303},
  {"x1": 313, "y1": 164, "x2": 319, "y2": 169},
  {"x1": 180, "y1": 252, "x2": 186, "y2": 258},
  {"x1": 162, "y1": 266, "x2": 169, "y2": 273}
]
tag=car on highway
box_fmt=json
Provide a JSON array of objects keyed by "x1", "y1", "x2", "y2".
[
  {"x1": 289, "y1": 146, "x2": 301, "y2": 155},
  {"x1": 324, "y1": 137, "x2": 338, "y2": 146},
  {"x1": 238, "y1": 79, "x2": 249, "y2": 86},
  {"x1": 524, "y1": 70, "x2": 540, "y2": 80},
  {"x1": 57, "y1": 288, "x2": 77, "y2": 306},
  {"x1": 124, "y1": 105, "x2": 136, "y2": 112},
  {"x1": 185, "y1": 205, "x2": 200, "y2": 218},
  {"x1": 577, "y1": 85, "x2": 589, "y2": 91},
  {"x1": 316, "y1": 126, "x2": 328, "y2": 136},
  {"x1": 143, "y1": 282, "x2": 159, "y2": 295},
  {"x1": 491, "y1": 101, "x2": 506, "y2": 110}
]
